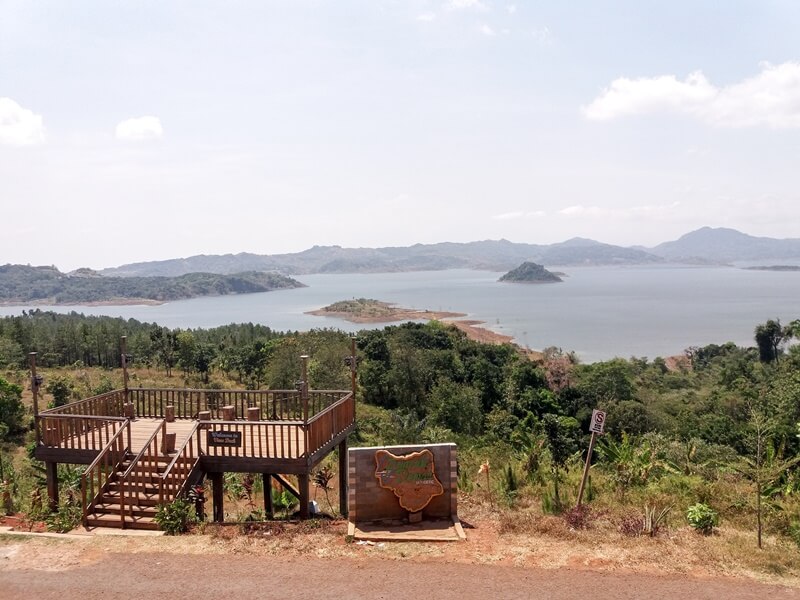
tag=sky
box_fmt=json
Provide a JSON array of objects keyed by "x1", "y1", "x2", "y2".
[{"x1": 2, "y1": 0, "x2": 800, "y2": 271}]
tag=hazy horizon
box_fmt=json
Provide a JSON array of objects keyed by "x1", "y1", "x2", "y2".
[
  {"x1": 2, "y1": 2, "x2": 800, "y2": 271},
  {"x1": 8, "y1": 224, "x2": 799, "y2": 273}
]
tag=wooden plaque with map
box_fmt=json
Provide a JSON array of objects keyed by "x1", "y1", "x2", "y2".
[{"x1": 375, "y1": 449, "x2": 444, "y2": 513}]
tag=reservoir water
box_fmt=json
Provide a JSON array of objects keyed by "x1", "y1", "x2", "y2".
[{"x1": 2, "y1": 266, "x2": 798, "y2": 363}]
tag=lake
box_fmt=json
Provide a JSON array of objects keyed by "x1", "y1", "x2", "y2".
[{"x1": 2, "y1": 266, "x2": 798, "y2": 362}]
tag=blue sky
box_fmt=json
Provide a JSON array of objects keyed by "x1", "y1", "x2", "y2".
[{"x1": 2, "y1": 1, "x2": 800, "y2": 270}]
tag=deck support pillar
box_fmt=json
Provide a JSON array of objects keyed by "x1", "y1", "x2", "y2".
[
  {"x1": 211, "y1": 472, "x2": 224, "y2": 523},
  {"x1": 338, "y1": 438, "x2": 348, "y2": 517},
  {"x1": 298, "y1": 474, "x2": 309, "y2": 519},
  {"x1": 45, "y1": 461, "x2": 59, "y2": 511},
  {"x1": 262, "y1": 473, "x2": 274, "y2": 518}
]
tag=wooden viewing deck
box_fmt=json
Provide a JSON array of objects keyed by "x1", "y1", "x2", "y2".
[{"x1": 33, "y1": 385, "x2": 356, "y2": 530}]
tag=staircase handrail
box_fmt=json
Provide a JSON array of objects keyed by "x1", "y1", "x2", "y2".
[
  {"x1": 159, "y1": 421, "x2": 202, "y2": 505},
  {"x1": 118, "y1": 419, "x2": 167, "y2": 527},
  {"x1": 80, "y1": 419, "x2": 131, "y2": 526}
]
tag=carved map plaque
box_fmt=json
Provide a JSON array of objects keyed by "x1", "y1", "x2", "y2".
[{"x1": 375, "y1": 449, "x2": 444, "y2": 513}]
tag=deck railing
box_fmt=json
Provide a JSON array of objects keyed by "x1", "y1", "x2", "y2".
[
  {"x1": 80, "y1": 421, "x2": 131, "y2": 525},
  {"x1": 39, "y1": 415, "x2": 128, "y2": 451},
  {"x1": 128, "y1": 388, "x2": 341, "y2": 421},
  {"x1": 306, "y1": 392, "x2": 355, "y2": 456},
  {"x1": 200, "y1": 420, "x2": 307, "y2": 459},
  {"x1": 159, "y1": 422, "x2": 201, "y2": 505},
  {"x1": 39, "y1": 389, "x2": 126, "y2": 417},
  {"x1": 199, "y1": 391, "x2": 355, "y2": 461},
  {"x1": 36, "y1": 388, "x2": 353, "y2": 460}
]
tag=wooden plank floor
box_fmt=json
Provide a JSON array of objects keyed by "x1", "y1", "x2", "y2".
[{"x1": 130, "y1": 418, "x2": 197, "y2": 454}]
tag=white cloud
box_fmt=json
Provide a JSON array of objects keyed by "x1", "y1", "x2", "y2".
[
  {"x1": 492, "y1": 210, "x2": 546, "y2": 220},
  {"x1": 559, "y1": 203, "x2": 680, "y2": 219},
  {"x1": 507, "y1": 5, "x2": 517, "y2": 14},
  {"x1": 531, "y1": 26, "x2": 553, "y2": 46},
  {"x1": 583, "y1": 61, "x2": 800, "y2": 128},
  {"x1": 417, "y1": 13, "x2": 436, "y2": 22},
  {"x1": 0, "y1": 97, "x2": 45, "y2": 146},
  {"x1": 115, "y1": 116, "x2": 164, "y2": 141},
  {"x1": 446, "y1": 0, "x2": 487, "y2": 10},
  {"x1": 559, "y1": 205, "x2": 610, "y2": 217},
  {"x1": 479, "y1": 23, "x2": 496, "y2": 36}
]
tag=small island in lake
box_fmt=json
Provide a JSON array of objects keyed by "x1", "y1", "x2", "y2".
[
  {"x1": 307, "y1": 298, "x2": 527, "y2": 348},
  {"x1": 499, "y1": 262, "x2": 563, "y2": 284},
  {"x1": 306, "y1": 298, "x2": 465, "y2": 323}
]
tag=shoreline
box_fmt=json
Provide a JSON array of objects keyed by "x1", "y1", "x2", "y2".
[
  {"x1": 305, "y1": 307, "x2": 467, "y2": 323},
  {"x1": 307, "y1": 302, "x2": 541, "y2": 357},
  {"x1": 0, "y1": 298, "x2": 165, "y2": 307}
]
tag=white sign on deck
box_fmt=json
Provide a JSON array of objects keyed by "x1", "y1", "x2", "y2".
[{"x1": 589, "y1": 409, "x2": 606, "y2": 434}]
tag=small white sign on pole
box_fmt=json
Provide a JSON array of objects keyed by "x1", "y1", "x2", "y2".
[{"x1": 589, "y1": 409, "x2": 606, "y2": 434}]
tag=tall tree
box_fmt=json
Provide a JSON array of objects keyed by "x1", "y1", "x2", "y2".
[{"x1": 754, "y1": 319, "x2": 786, "y2": 364}]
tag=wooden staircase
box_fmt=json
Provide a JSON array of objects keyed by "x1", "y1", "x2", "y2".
[
  {"x1": 81, "y1": 419, "x2": 202, "y2": 531},
  {"x1": 85, "y1": 452, "x2": 170, "y2": 530}
]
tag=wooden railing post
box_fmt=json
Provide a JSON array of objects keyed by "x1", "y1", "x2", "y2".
[
  {"x1": 30, "y1": 353, "x2": 41, "y2": 447},
  {"x1": 121, "y1": 336, "x2": 130, "y2": 407}
]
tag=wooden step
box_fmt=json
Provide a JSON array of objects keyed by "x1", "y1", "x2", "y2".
[
  {"x1": 107, "y1": 480, "x2": 161, "y2": 492},
  {"x1": 102, "y1": 489, "x2": 161, "y2": 506},
  {"x1": 85, "y1": 512, "x2": 159, "y2": 531},
  {"x1": 93, "y1": 502, "x2": 158, "y2": 518}
]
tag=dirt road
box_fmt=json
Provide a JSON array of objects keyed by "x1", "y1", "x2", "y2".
[{"x1": 2, "y1": 544, "x2": 798, "y2": 600}]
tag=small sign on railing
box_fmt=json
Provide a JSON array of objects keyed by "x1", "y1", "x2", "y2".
[{"x1": 207, "y1": 430, "x2": 242, "y2": 447}]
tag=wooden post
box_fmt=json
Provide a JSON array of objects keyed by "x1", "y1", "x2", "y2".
[
  {"x1": 338, "y1": 438, "x2": 348, "y2": 517},
  {"x1": 29, "y1": 353, "x2": 40, "y2": 447},
  {"x1": 165, "y1": 405, "x2": 175, "y2": 422},
  {"x1": 350, "y1": 336, "x2": 357, "y2": 398},
  {"x1": 247, "y1": 407, "x2": 260, "y2": 421},
  {"x1": 263, "y1": 473, "x2": 274, "y2": 519},
  {"x1": 121, "y1": 336, "x2": 130, "y2": 405},
  {"x1": 576, "y1": 431, "x2": 597, "y2": 508},
  {"x1": 300, "y1": 355, "x2": 309, "y2": 423},
  {"x1": 222, "y1": 405, "x2": 235, "y2": 421},
  {"x1": 45, "y1": 461, "x2": 59, "y2": 511},
  {"x1": 163, "y1": 432, "x2": 176, "y2": 454},
  {"x1": 211, "y1": 472, "x2": 224, "y2": 522},
  {"x1": 298, "y1": 473, "x2": 309, "y2": 519},
  {"x1": 198, "y1": 410, "x2": 211, "y2": 422}
]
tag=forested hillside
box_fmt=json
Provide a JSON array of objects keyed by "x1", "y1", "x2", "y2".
[
  {"x1": 2, "y1": 311, "x2": 800, "y2": 552},
  {"x1": 0, "y1": 264, "x2": 304, "y2": 304}
]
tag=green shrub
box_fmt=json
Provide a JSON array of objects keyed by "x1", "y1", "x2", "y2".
[
  {"x1": 46, "y1": 503, "x2": 81, "y2": 533},
  {"x1": 686, "y1": 502, "x2": 718, "y2": 535},
  {"x1": 154, "y1": 497, "x2": 196, "y2": 535}
]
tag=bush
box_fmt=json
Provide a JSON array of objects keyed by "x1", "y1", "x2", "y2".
[
  {"x1": 686, "y1": 502, "x2": 718, "y2": 535},
  {"x1": 0, "y1": 376, "x2": 24, "y2": 438},
  {"x1": 46, "y1": 503, "x2": 81, "y2": 533},
  {"x1": 154, "y1": 497, "x2": 196, "y2": 535},
  {"x1": 563, "y1": 504, "x2": 596, "y2": 530}
]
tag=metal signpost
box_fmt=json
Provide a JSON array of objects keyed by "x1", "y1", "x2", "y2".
[{"x1": 576, "y1": 409, "x2": 606, "y2": 507}]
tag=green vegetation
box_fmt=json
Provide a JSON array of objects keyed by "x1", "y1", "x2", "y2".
[
  {"x1": 2, "y1": 311, "x2": 800, "y2": 561},
  {"x1": 318, "y1": 298, "x2": 397, "y2": 318},
  {"x1": 687, "y1": 502, "x2": 719, "y2": 535},
  {"x1": 0, "y1": 264, "x2": 304, "y2": 304},
  {"x1": 155, "y1": 497, "x2": 197, "y2": 534}
]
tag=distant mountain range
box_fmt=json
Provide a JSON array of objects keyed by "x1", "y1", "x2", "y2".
[{"x1": 97, "y1": 227, "x2": 800, "y2": 277}]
